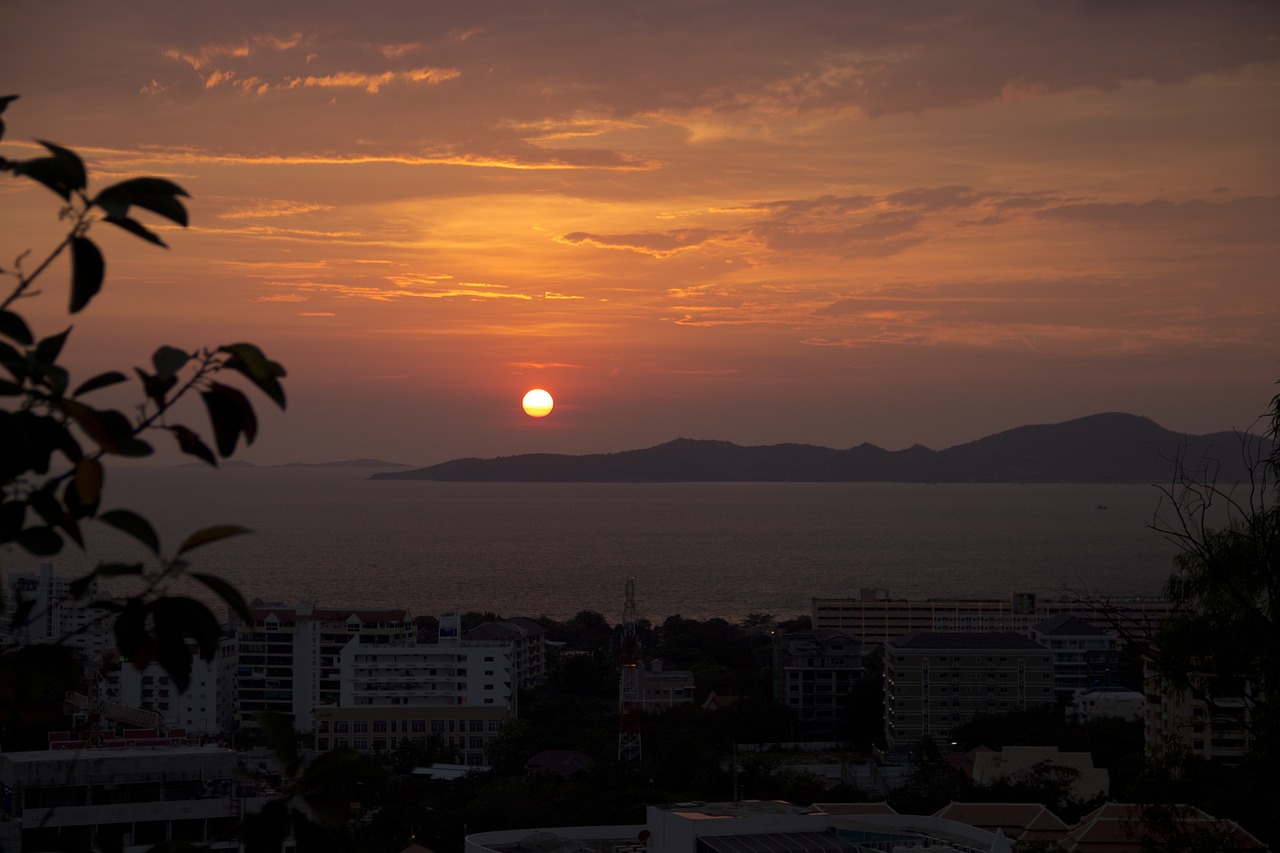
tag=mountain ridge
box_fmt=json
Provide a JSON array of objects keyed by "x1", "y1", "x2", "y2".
[{"x1": 372, "y1": 413, "x2": 1272, "y2": 484}]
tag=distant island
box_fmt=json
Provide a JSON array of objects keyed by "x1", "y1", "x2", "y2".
[{"x1": 372, "y1": 413, "x2": 1272, "y2": 484}]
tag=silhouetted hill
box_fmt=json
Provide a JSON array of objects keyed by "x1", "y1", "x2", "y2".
[{"x1": 372, "y1": 413, "x2": 1271, "y2": 483}]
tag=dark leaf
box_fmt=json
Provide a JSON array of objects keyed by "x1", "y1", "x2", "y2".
[
  {"x1": 88, "y1": 600, "x2": 126, "y2": 613},
  {"x1": 70, "y1": 236, "x2": 104, "y2": 313},
  {"x1": 9, "y1": 140, "x2": 86, "y2": 200},
  {"x1": 221, "y1": 342, "x2": 287, "y2": 408},
  {"x1": 75, "y1": 456, "x2": 104, "y2": 506},
  {"x1": 201, "y1": 382, "x2": 257, "y2": 457},
  {"x1": 191, "y1": 571, "x2": 253, "y2": 622},
  {"x1": 135, "y1": 366, "x2": 177, "y2": 407},
  {"x1": 114, "y1": 597, "x2": 154, "y2": 669},
  {"x1": 103, "y1": 214, "x2": 166, "y2": 247},
  {"x1": 0, "y1": 340, "x2": 24, "y2": 378},
  {"x1": 241, "y1": 798, "x2": 290, "y2": 853},
  {"x1": 98, "y1": 508, "x2": 160, "y2": 554},
  {"x1": 39, "y1": 362, "x2": 69, "y2": 397},
  {"x1": 10, "y1": 592, "x2": 34, "y2": 631},
  {"x1": 58, "y1": 515, "x2": 84, "y2": 549},
  {"x1": 152, "y1": 598, "x2": 202, "y2": 689},
  {"x1": 0, "y1": 500, "x2": 24, "y2": 541},
  {"x1": 115, "y1": 435, "x2": 153, "y2": 457},
  {"x1": 178, "y1": 524, "x2": 251, "y2": 555},
  {"x1": 93, "y1": 176, "x2": 190, "y2": 226},
  {"x1": 72, "y1": 369, "x2": 127, "y2": 397},
  {"x1": 170, "y1": 424, "x2": 217, "y2": 466},
  {"x1": 152, "y1": 345, "x2": 190, "y2": 378},
  {"x1": 291, "y1": 807, "x2": 353, "y2": 853},
  {"x1": 160, "y1": 596, "x2": 220, "y2": 660},
  {"x1": 0, "y1": 309, "x2": 32, "y2": 345},
  {"x1": 0, "y1": 95, "x2": 16, "y2": 140},
  {"x1": 34, "y1": 327, "x2": 71, "y2": 364},
  {"x1": 63, "y1": 476, "x2": 97, "y2": 520},
  {"x1": 27, "y1": 488, "x2": 62, "y2": 527},
  {"x1": 255, "y1": 711, "x2": 303, "y2": 778},
  {"x1": 65, "y1": 401, "x2": 136, "y2": 454},
  {"x1": 16, "y1": 526, "x2": 61, "y2": 556},
  {"x1": 0, "y1": 644, "x2": 81, "y2": 724}
]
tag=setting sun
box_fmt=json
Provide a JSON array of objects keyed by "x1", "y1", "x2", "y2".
[{"x1": 522, "y1": 389, "x2": 555, "y2": 418}]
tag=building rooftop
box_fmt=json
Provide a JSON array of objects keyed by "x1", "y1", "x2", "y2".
[
  {"x1": 1032, "y1": 613, "x2": 1106, "y2": 636},
  {"x1": 888, "y1": 631, "x2": 1046, "y2": 650}
]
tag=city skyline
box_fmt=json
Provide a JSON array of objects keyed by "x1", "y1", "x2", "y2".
[{"x1": 3, "y1": 1, "x2": 1278, "y2": 466}]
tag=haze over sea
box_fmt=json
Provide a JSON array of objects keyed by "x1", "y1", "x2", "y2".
[{"x1": 27, "y1": 466, "x2": 1188, "y2": 624}]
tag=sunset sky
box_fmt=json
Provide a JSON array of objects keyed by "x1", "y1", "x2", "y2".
[{"x1": 3, "y1": 1, "x2": 1278, "y2": 466}]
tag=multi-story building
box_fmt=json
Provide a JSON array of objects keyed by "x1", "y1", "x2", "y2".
[
  {"x1": 883, "y1": 631, "x2": 1055, "y2": 751},
  {"x1": 313, "y1": 705, "x2": 510, "y2": 765},
  {"x1": 107, "y1": 636, "x2": 238, "y2": 736},
  {"x1": 311, "y1": 612, "x2": 517, "y2": 763},
  {"x1": 0, "y1": 745, "x2": 275, "y2": 850},
  {"x1": 635, "y1": 660, "x2": 695, "y2": 711},
  {"x1": 337, "y1": 633, "x2": 514, "y2": 710},
  {"x1": 2, "y1": 563, "x2": 116, "y2": 662},
  {"x1": 463, "y1": 617, "x2": 549, "y2": 688},
  {"x1": 813, "y1": 589, "x2": 1170, "y2": 644},
  {"x1": 773, "y1": 629, "x2": 866, "y2": 728},
  {"x1": 234, "y1": 600, "x2": 414, "y2": 732},
  {"x1": 1144, "y1": 660, "x2": 1259, "y2": 765},
  {"x1": 1028, "y1": 613, "x2": 1118, "y2": 700}
]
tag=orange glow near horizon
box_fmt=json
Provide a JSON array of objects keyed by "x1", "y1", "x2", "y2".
[{"x1": 1, "y1": 3, "x2": 1277, "y2": 465}]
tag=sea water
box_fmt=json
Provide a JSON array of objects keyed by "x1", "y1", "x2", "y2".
[{"x1": 13, "y1": 466, "x2": 1186, "y2": 623}]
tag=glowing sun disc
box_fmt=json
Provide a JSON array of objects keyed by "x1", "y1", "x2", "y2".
[{"x1": 522, "y1": 388, "x2": 554, "y2": 417}]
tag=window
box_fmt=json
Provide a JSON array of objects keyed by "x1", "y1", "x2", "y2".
[
  {"x1": 354, "y1": 739, "x2": 368, "y2": 750},
  {"x1": 469, "y1": 720, "x2": 483, "y2": 732},
  {"x1": 353, "y1": 721, "x2": 368, "y2": 733},
  {"x1": 318, "y1": 738, "x2": 329, "y2": 750},
  {"x1": 488, "y1": 720, "x2": 502, "y2": 732},
  {"x1": 469, "y1": 736, "x2": 483, "y2": 749},
  {"x1": 431, "y1": 720, "x2": 445, "y2": 734},
  {"x1": 411, "y1": 719, "x2": 426, "y2": 733},
  {"x1": 335, "y1": 722, "x2": 349, "y2": 734}
]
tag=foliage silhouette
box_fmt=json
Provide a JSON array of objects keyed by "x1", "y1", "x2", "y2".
[{"x1": 0, "y1": 95, "x2": 357, "y2": 852}]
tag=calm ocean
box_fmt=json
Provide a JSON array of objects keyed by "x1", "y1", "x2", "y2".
[{"x1": 23, "y1": 467, "x2": 1186, "y2": 623}]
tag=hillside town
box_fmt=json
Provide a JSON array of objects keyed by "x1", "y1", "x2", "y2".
[{"x1": 0, "y1": 564, "x2": 1269, "y2": 852}]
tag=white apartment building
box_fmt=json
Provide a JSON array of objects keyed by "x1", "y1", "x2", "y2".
[
  {"x1": 3, "y1": 563, "x2": 116, "y2": 662},
  {"x1": 337, "y1": 634, "x2": 515, "y2": 710},
  {"x1": 463, "y1": 617, "x2": 549, "y2": 688},
  {"x1": 108, "y1": 636, "x2": 238, "y2": 736},
  {"x1": 635, "y1": 659, "x2": 696, "y2": 711},
  {"x1": 313, "y1": 705, "x2": 510, "y2": 764},
  {"x1": 1029, "y1": 613, "x2": 1119, "y2": 699},
  {"x1": 773, "y1": 629, "x2": 866, "y2": 728},
  {"x1": 234, "y1": 600, "x2": 414, "y2": 732},
  {"x1": 883, "y1": 631, "x2": 1055, "y2": 751}
]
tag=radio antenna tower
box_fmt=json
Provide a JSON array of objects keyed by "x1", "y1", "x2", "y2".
[{"x1": 618, "y1": 577, "x2": 642, "y2": 763}]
